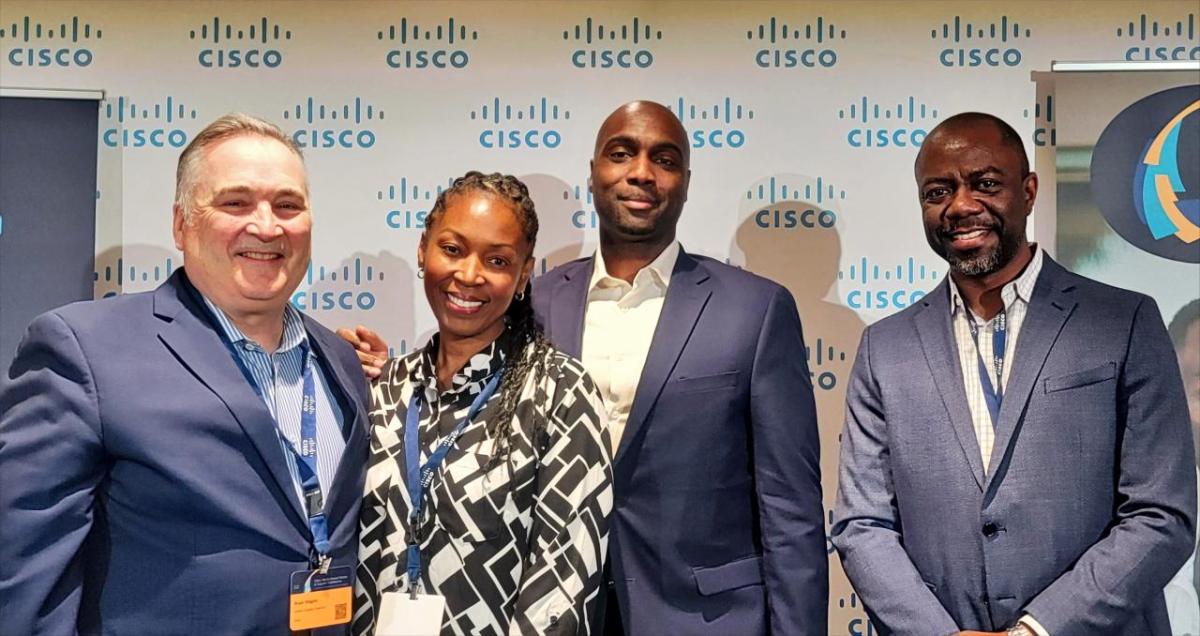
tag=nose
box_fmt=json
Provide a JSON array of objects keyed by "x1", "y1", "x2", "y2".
[
  {"x1": 945, "y1": 185, "x2": 985, "y2": 219},
  {"x1": 454, "y1": 255, "x2": 485, "y2": 286},
  {"x1": 246, "y1": 201, "x2": 284, "y2": 239},
  {"x1": 626, "y1": 153, "x2": 656, "y2": 184}
]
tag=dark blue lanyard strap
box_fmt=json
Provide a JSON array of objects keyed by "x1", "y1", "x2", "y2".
[
  {"x1": 403, "y1": 371, "x2": 502, "y2": 594},
  {"x1": 226, "y1": 339, "x2": 331, "y2": 565},
  {"x1": 294, "y1": 351, "x2": 331, "y2": 560},
  {"x1": 967, "y1": 310, "x2": 1007, "y2": 429}
]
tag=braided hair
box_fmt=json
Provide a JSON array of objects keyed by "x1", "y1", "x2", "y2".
[{"x1": 426, "y1": 171, "x2": 553, "y2": 467}]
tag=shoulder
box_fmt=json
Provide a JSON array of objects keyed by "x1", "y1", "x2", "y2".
[
  {"x1": 686, "y1": 253, "x2": 790, "y2": 307},
  {"x1": 534, "y1": 256, "x2": 592, "y2": 289},
  {"x1": 30, "y1": 290, "x2": 156, "y2": 344}
]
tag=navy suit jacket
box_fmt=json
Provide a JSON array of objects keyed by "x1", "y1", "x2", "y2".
[
  {"x1": 0, "y1": 271, "x2": 370, "y2": 635},
  {"x1": 533, "y1": 249, "x2": 827, "y2": 635},
  {"x1": 832, "y1": 257, "x2": 1197, "y2": 635}
]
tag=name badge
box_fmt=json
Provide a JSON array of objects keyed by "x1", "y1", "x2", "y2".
[
  {"x1": 376, "y1": 591, "x2": 446, "y2": 636},
  {"x1": 289, "y1": 566, "x2": 353, "y2": 631}
]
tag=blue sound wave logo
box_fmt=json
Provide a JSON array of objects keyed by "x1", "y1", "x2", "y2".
[
  {"x1": 379, "y1": 17, "x2": 477, "y2": 69},
  {"x1": 931, "y1": 15, "x2": 1032, "y2": 67},
  {"x1": 561, "y1": 184, "x2": 600, "y2": 229},
  {"x1": 1023, "y1": 95, "x2": 1055, "y2": 147},
  {"x1": 190, "y1": 16, "x2": 291, "y2": 68},
  {"x1": 564, "y1": 16, "x2": 662, "y2": 69},
  {"x1": 101, "y1": 95, "x2": 199, "y2": 149},
  {"x1": 470, "y1": 97, "x2": 570, "y2": 150},
  {"x1": 292, "y1": 258, "x2": 386, "y2": 312},
  {"x1": 835, "y1": 591, "x2": 878, "y2": 636},
  {"x1": 1, "y1": 15, "x2": 101, "y2": 67},
  {"x1": 93, "y1": 256, "x2": 177, "y2": 297},
  {"x1": 1116, "y1": 13, "x2": 1199, "y2": 60},
  {"x1": 839, "y1": 256, "x2": 941, "y2": 310},
  {"x1": 668, "y1": 97, "x2": 755, "y2": 150},
  {"x1": 838, "y1": 96, "x2": 940, "y2": 149},
  {"x1": 806, "y1": 336, "x2": 848, "y2": 391},
  {"x1": 282, "y1": 97, "x2": 384, "y2": 149},
  {"x1": 379, "y1": 176, "x2": 457, "y2": 230},
  {"x1": 748, "y1": 176, "x2": 844, "y2": 230},
  {"x1": 748, "y1": 15, "x2": 846, "y2": 68}
]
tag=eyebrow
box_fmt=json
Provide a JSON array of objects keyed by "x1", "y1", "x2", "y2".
[
  {"x1": 435, "y1": 227, "x2": 520, "y2": 251},
  {"x1": 602, "y1": 135, "x2": 684, "y2": 156},
  {"x1": 211, "y1": 186, "x2": 307, "y2": 200},
  {"x1": 920, "y1": 165, "x2": 1008, "y2": 187}
]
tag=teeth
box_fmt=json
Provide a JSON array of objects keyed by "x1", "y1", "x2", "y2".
[
  {"x1": 448, "y1": 295, "x2": 482, "y2": 309},
  {"x1": 241, "y1": 251, "x2": 281, "y2": 260},
  {"x1": 954, "y1": 229, "x2": 987, "y2": 240}
]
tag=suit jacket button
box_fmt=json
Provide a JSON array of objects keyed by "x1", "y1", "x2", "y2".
[{"x1": 982, "y1": 522, "x2": 999, "y2": 537}]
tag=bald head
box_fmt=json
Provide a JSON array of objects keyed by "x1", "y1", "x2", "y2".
[
  {"x1": 917, "y1": 112, "x2": 1029, "y2": 178},
  {"x1": 594, "y1": 101, "x2": 690, "y2": 167}
]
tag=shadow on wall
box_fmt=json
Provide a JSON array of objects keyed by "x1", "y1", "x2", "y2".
[
  {"x1": 93, "y1": 244, "x2": 179, "y2": 299},
  {"x1": 729, "y1": 181, "x2": 867, "y2": 626},
  {"x1": 522, "y1": 172, "x2": 593, "y2": 275},
  {"x1": 305, "y1": 250, "x2": 416, "y2": 358}
]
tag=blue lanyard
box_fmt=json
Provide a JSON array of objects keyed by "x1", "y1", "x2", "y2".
[
  {"x1": 967, "y1": 310, "x2": 1007, "y2": 429},
  {"x1": 403, "y1": 371, "x2": 503, "y2": 595}
]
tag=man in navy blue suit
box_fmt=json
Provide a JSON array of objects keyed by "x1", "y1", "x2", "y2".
[
  {"x1": 345, "y1": 101, "x2": 827, "y2": 634},
  {"x1": 0, "y1": 114, "x2": 369, "y2": 634},
  {"x1": 533, "y1": 101, "x2": 827, "y2": 635}
]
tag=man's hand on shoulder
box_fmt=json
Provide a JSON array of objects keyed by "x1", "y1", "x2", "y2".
[{"x1": 335, "y1": 325, "x2": 387, "y2": 379}]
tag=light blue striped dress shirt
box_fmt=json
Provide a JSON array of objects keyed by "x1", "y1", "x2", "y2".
[{"x1": 202, "y1": 297, "x2": 347, "y2": 509}]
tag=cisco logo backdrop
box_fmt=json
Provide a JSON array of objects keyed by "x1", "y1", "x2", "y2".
[
  {"x1": 748, "y1": 15, "x2": 845, "y2": 68},
  {"x1": 564, "y1": 16, "x2": 662, "y2": 68},
  {"x1": 379, "y1": 17, "x2": 477, "y2": 69},
  {"x1": 5, "y1": 2, "x2": 1197, "y2": 632},
  {"x1": 1, "y1": 15, "x2": 101, "y2": 67},
  {"x1": 190, "y1": 17, "x2": 291, "y2": 68}
]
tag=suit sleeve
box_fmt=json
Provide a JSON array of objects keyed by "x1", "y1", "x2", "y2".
[
  {"x1": 750, "y1": 286, "x2": 828, "y2": 635},
  {"x1": 1023, "y1": 297, "x2": 1197, "y2": 636},
  {"x1": 510, "y1": 363, "x2": 613, "y2": 636},
  {"x1": 831, "y1": 327, "x2": 960, "y2": 635},
  {"x1": 0, "y1": 312, "x2": 106, "y2": 634}
]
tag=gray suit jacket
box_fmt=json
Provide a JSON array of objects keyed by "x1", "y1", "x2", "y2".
[{"x1": 831, "y1": 256, "x2": 1196, "y2": 636}]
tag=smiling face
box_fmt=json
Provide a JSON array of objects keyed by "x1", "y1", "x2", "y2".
[
  {"x1": 916, "y1": 120, "x2": 1037, "y2": 278},
  {"x1": 173, "y1": 133, "x2": 311, "y2": 320},
  {"x1": 419, "y1": 191, "x2": 535, "y2": 345},
  {"x1": 590, "y1": 101, "x2": 691, "y2": 247}
]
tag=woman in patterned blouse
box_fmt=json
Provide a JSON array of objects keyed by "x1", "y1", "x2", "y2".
[{"x1": 352, "y1": 172, "x2": 613, "y2": 636}]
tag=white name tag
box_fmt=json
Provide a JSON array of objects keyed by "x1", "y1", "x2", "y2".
[{"x1": 376, "y1": 591, "x2": 446, "y2": 636}]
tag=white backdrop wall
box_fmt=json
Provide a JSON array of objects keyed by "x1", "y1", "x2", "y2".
[{"x1": 3, "y1": 1, "x2": 1197, "y2": 633}]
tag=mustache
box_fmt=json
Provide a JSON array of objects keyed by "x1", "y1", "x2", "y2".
[{"x1": 938, "y1": 215, "x2": 1002, "y2": 236}]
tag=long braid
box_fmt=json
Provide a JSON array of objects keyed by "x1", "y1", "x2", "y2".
[{"x1": 427, "y1": 171, "x2": 552, "y2": 468}]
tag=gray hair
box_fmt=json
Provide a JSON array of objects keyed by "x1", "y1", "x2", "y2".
[{"x1": 174, "y1": 113, "x2": 306, "y2": 218}]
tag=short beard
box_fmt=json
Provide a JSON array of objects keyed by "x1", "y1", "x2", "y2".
[{"x1": 939, "y1": 229, "x2": 1021, "y2": 277}]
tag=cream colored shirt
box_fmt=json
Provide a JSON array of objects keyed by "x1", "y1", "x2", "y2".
[
  {"x1": 581, "y1": 241, "x2": 680, "y2": 454},
  {"x1": 948, "y1": 245, "x2": 1044, "y2": 473}
]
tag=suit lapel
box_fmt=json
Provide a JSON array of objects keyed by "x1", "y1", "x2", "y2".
[
  {"x1": 984, "y1": 258, "x2": 1076, "y2": 492},
  {"x1": 547, "y1": 259, "x2": 591, "y2": 359},
  {"x1": 913, "y1": 279, "x2": 986, "y2": 490},
  {"x1": 617, "y1": 251, "x2": 712, "y2": 462},
  {"x1": 306, "y1": 322, "x2": 369, "y2": 531},
  {"x1": 153, "y1": 273, "x2": 308, "y2": 527}
]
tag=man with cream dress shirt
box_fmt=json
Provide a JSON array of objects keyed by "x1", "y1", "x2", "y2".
[{"x1": 533, "y1": 100, "x2": 827, "y2": 635}]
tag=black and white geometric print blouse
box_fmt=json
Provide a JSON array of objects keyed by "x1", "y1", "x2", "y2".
[{"x1": 353, "y1": 329, "x2": 613, "y2": 636}]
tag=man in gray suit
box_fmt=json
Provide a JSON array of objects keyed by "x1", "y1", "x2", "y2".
[{"x1": 831, "y1": 112, "x2": 1196, "y2": 636}]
